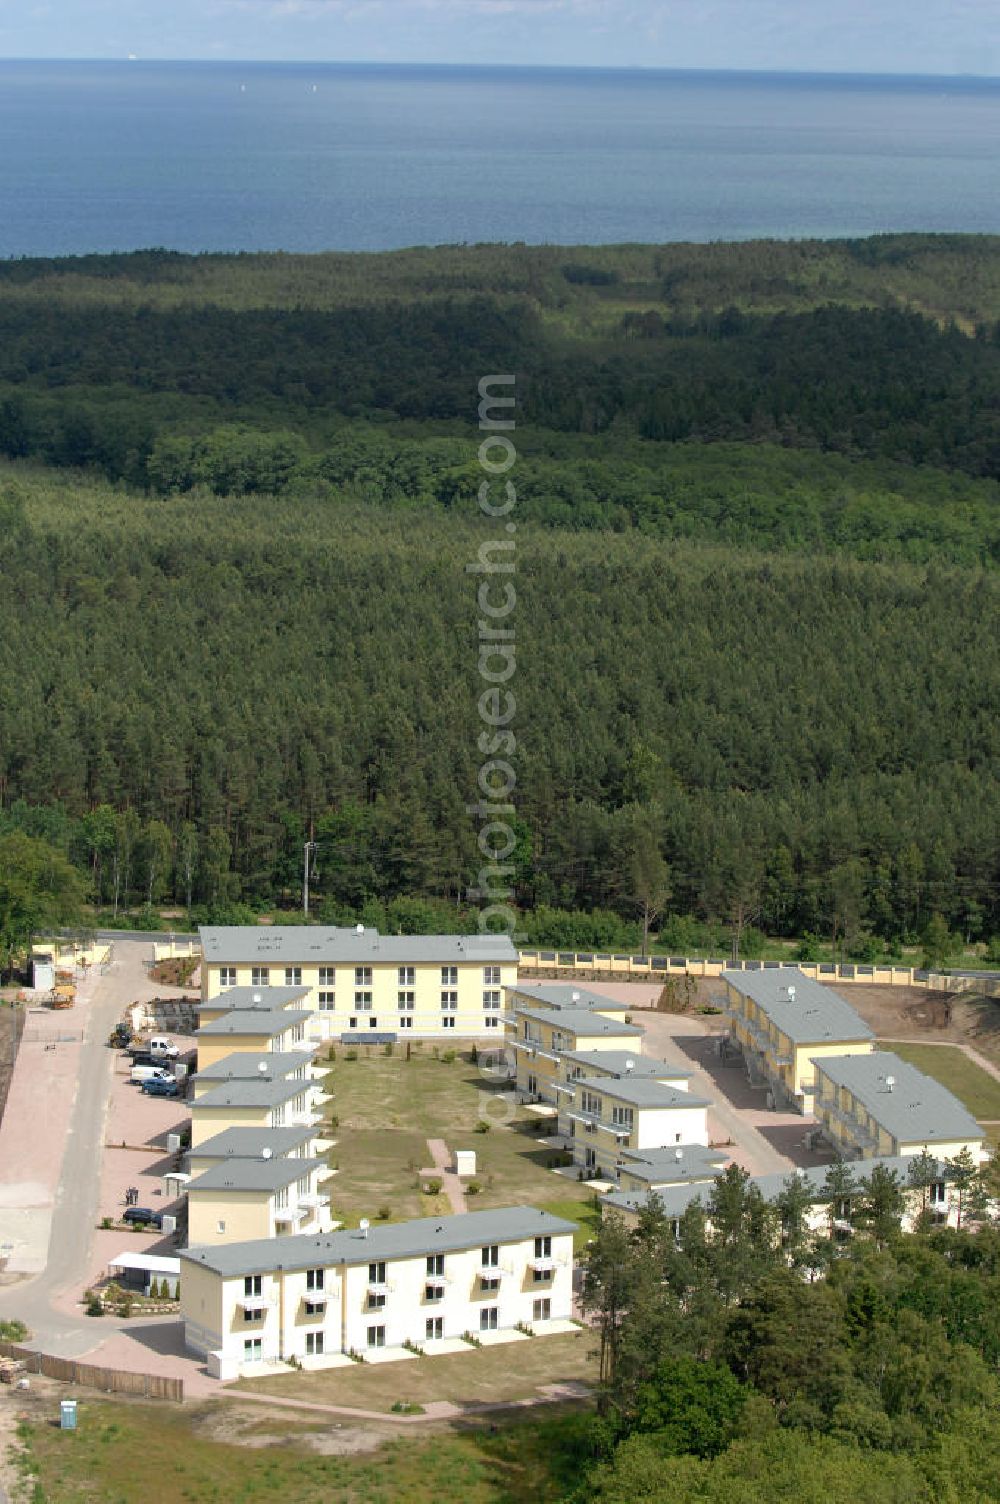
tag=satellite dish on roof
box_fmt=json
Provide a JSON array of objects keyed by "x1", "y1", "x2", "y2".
[
  {"x1": 625, "y1": 1059, "x2": 635, "y2": 1073},
  {"x1": 571, "y1": 990, "x2": 580, "y2": 1002},
  {"x1": 261, "y1": 1147, "x2": 273, "y2": 1160},
  {"x1": 675, "y1": 1148, "x2": 683, "y2": 1161},
  {"x1": 258, "y1": 1061, "x2": 268, "y2": 1074},
  {"x1": 253, "y1": 992, "x2": 262, "y2": 1003},
  {"x1": 787, "y1": 985, "x2": 796, "y2": 1001},
  {"x1": 885, "y1": 1075, "x2": 896, "y2": 1092},
  {"x1": 359, "y1": 1217, "x2": 370, "y2": 1238},
  {"x1": 356, "y1": 923, "x2": 364, "y2": 935}
]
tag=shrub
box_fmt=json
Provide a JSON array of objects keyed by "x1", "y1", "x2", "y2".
[
  {"x1": 466, "y1": 1180, "x2": 482, "y2": 1195},
  {"x1": 423, "y1": 1178, "x2": 442, "y2": 1196},
  {"x1": 100, "y1": 1217, "x2": 113, "y2": 1230},
  {"x1": 470, "y1": 1044, "x2": 479, "y2": 1064},
  {"x1": 117, "y1": 1298, "x2": 133, "y2": 1318},
  {"x1": 391, "y1": 1399, "x2": 425, "y2": 1412},
  {"x1": 473, "y1": 1119, "x2": 491, "y2": 1134},
  {"x1": 376, "y1": 1205, "x2": 391, "y2": 1221},
  {"x1": 85, "y1": 1292, "x2": 104, "y2": 1317},
  {"x1": 345, "y1": 1050, "x2": 358, "y2": 1062},
  {"x1": 0, "y1": 1318, "x2": 27, "y2": 1340},
  {"x1": 441, "y1": 1049, "x2": 456, "y2": 1064},
  {"x1": 461, "y1": 1330, "x2": 483, "y2": 1348},
  {"x1": 383, "y1": 1041, "x2": 394, "y2": 1057},
  {"x1": 327, "y1": 1114, "x2": 339, "y2": 1131}
]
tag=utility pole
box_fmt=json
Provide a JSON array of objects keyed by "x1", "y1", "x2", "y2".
[{"x1": 303, "y1": 840, "x2": 318, "y2": 916}]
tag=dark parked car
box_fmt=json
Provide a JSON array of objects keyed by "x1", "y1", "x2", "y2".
[
  {"x1": 122, "y1": 1207, "x2": 163, "y2": 1229},
  {"x1": 140, "y1": 1076, "x2": 180, "y2": 1098}
]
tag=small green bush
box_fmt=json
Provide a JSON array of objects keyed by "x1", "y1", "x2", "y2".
[
  {"x1": 423, "y1": 1178, "x2": 442, "y2": 1196},
  {"x1": 376, "y1": 1205, "x2": 391, "y2": 1221},
  {"x1": 473, "y1": 1119, "x2": 491, "y2": 1134},
  {"x1": 466, "y1": 1180, "x2": 482, "y2": 1195},
  {"x1": 441, "y1": 1049, "x2": 456, "y2": 1064}
]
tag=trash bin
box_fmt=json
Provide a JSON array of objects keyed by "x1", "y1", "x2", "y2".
[{"x1": 60, "y1": 1399, "x2": 77, "y2": 1431}]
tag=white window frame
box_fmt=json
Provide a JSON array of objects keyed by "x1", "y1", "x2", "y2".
[
  {"x1": 355, "y1": 966, "x2": 373, "y2": 987},
  {"x1": 355, "y1": 991, "x2": 373, "y2": 1011},
  {"x1": 219, "y1": 967, "x2": 237, "y2": 988},
  {"x1": 251, "y1": 967, "x2": 270, "y2": 987},
  {"x1": 318, "y1": 991, "x2": 336, "y2": 1010},
  {"x1": 441, "y1": 966, "x2": 458, "y2": 986},
  {"x1": 319, "y1": 967, "x2": 336, "y2": 987},
  {"x1": 285, "y1": 966, "x2": 302, "y2": 986},
  {"x1": 398, "y1": 966, "x2": 415, "y2": 987},
  {"x1": 483, "y1": 966, "x2": 501, "y2": 985},
  {"x1": 398, "y1": 991, "x2": 415, "y2": 1010}
]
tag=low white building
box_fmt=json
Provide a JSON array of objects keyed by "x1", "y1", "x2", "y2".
[{"x1": 180, "y1": 1205, "x2": 576, "y2": 1377}]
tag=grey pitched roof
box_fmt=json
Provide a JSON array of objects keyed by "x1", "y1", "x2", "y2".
[
  {"x1": 517, "y1": 1006, "x2": 644, "y2": 1038},
  {"x1": 186, "y1": 1127, "x2": 318, "y2": 1162},
  {"x1": 617, "y1": 1144, "x2": 728, "y2": 1185},
  {"x1": 575, "y1": 1075, "x2": 709, "y2": 1110},
  {"x1": 814, "y1": 1051, "x2": 983, "y2": 1146},
  {"x1": 508, "y1": 983, "x2": 630, "y2": 1013},
  {"x1": 191, "y1": 1077, "x2": 311, "y2": 1112},
  {"x1": 196, "y1": 1009, "x2": 312, "y2": 1038},
  {"x1": 196, "y1": 1051, "x2": 317, "y2": 1083},
  {"x1": 179, "y1": 1204, "x2": 576, "y2": 1278},
  {"x1": 200, "y1": 926, "x2": 517, "y2": 965},
  {"x1": 198, "y1": 986, "x2": 310, "y2": 1012},
  {"x1": 603, "y1": 1154, "x2": 947, "y2": 1219},
  {"x1": 188, "y1": 1158, "x2": 325, "y2": 1194},
  {"x1": 721, "y1": 967, "x2": 874, "y2": 1046},
  {"x1": 562, "y1": 1049, "x2": 689, "y2": 1082}
]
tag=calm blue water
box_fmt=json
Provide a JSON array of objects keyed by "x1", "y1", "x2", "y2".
[{"x1": 0, "y1": 61, "x2": 999, "y2": 255}]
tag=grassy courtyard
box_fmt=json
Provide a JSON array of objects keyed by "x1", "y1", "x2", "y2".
[
  {"x1": 238, "y1": 1327, "x2": 596, "y2": 1412},
  {"x1": 877, "y1": 1041, "x2": 1000, "y2": 1122},
  {"x1": 322, "y1": 1046, "x2": 596, "y2": 1228},
  {"x1": 13, "y1": 1398, "x2": 585, "y2": 1504}
]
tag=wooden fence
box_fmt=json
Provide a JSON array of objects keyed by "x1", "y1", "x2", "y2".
[
  {"x1": 516, "y1": 952, "x2": 1000, "y2": 994},
  {"x1": 0, "y1": 1340, "x2": 183, "y2": 1401}
]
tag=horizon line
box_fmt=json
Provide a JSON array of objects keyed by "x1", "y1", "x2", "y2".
[{"x1": 0, "y1": 57, "x2": 999, "y2": 83}]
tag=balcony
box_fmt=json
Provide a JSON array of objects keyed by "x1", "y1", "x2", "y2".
[
  {"x1": 239, "y1": 1296, "x2": 270, "y2": 1317},
  {"x1": 299, "y1": 1192, "x2": 331, "y2": 1212}
]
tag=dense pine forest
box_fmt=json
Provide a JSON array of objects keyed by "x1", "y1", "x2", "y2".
[{"x1": 2, "y1": 234, "x2": 1000, "y2": 956}]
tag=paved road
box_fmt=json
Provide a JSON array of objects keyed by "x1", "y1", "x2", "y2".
[{"x1": 0, "y1": 939, "x2": 165, "y2": 1355}]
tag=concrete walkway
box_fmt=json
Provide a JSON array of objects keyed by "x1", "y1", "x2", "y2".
[{"x1": 422, "y1": 1138, "x2": 467, "y2": 1214}]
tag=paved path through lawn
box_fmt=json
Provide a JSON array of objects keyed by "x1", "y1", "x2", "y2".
[{"x1": 423, "y1": 1139, "x2": 466, "y2": 1214}]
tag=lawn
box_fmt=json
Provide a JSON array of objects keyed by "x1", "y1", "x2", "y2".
[
  {"x1": 237, "y1": 1328, "x2": 596, "y2": 1412},
  {"x1": 877, "y1": 1041, "x2": 1000, "y2": 1122},
  {"x1": 13, "y1": 1399, "x2": 587, "y2": 1504},
  {"x1": 322, "y1": 1047, "x2": 594, "y2": 1225}
]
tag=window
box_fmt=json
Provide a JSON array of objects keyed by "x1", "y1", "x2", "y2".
[
  {"x1": 369, "y1": 1261, "x2": 387, "y2": 1284},
  {"x1": 611, "y1": 1106, "x2": 633, "y2": 1129},
  {"x1": 481, "y1": 1245, "x2": 499, "y2": 1268},
  {"x1": 527, "y1": 1073, "x2": 538, "y2": 1096},
  {"x1": 441, "y1": 991, "x2": 458, "y2": 1010},
  {"x1": 291, "y1": 1023, "x2": 305, "y2": 1043},
  {"x1": 285, "y1": 966, "x2": 302, "y2": 986},
  {"x1": 274, "y1": 1186, "x2": 289, "y2": 1210},
  {"x1": 485, "y1": 1017, "x2": 500, "y2": 1030},
  {"x1": 534, "y1": 1236, "x2": 552, "y2": 1259},
  {"x1": 426, "y1": 1316, "x2": 443, "y2": 1341},
  {"x1": 367, "y1": 1325, "x2": 386, "y2": 1349},
  {"x1": 398, "y1": 991, "x2": 415, "y2": 1010},
  {"x1": 219, "y1": 967, "x2": 237, "y2": 988},
  {"x1": 442, "y1": 1016, "x2": 455, "y2": 1030},
  {"x1": 304, "y1": 1300, "x2": 325, "y2": 1317},
  {"x1": 533, "y1": 1266, "x2": 553, "y2": 1284},
  {"x1": 367, "y1": 1290, "x2": 386, "y2": 1310},
  {"x1": 355, "y1": 966, "x2": 373, "y2": 987},
  {"x1": 305, "y1": 1331, "x2": 324, "y2": 1355},
  {"x1": 480, "y1": 1307, "x2": 498, "y2": 1332},
  {"x1": 424, "y1": 1283, "x2": 443, "y2": 1302},
  {"x1": 319, "y1": 967, "x2": 336, "y2": 987},
  {"x1": 398, "y1": 966, "x2": 415, "y2": 987},
  {"x1": 297, "y1": 1175, "x2": 310, "y2": 1197},
  {"x1": 581, "y1": 1091, "x2": 601, "y2": 1117},
  {"x1": 441, "y1": 966, "x2": 458, "y2": 986},
  {"x1": 368, "y1": 1016, "x2": 379, "y2": 1029},
  {"x1": 318, "y1": 992, "x2": 336, "y2": 1010},
  {"x1": 251, "y1": 967, "x2": 270, "y2": 987},
  {"x1": 399, "y1": 1016, "x2": 413, "y2": 1029},
  {"x1": 427, "y1": 1254, "x2": 444, "y2": 1276},
  {"x1": 272, "y1": 1105, "x2": 285, "y2": 1126},
  {"x1": 349, "y1": 1018, "x2": 357, "y2": 1030},
  {"x1": 483, "y1": 966, "x2": 501, "y2": 985},
  {"x1": 243, "y1": 1338, "x2": 262, "y2": 1361},
  {"x1": 355, "y1": 991, "x2": 373, "y2": 1011},
  {"x1": 483, "y1": 991, "x2": 501, "y2": 1009},
  {"x1": 930, "y1": 1181, "x2": 947, "y2": 1206},
  {"x1": 217, "y1": 1220, "x2": 226, "y2": 1234},
  {"x1": 244, "y1": 1275, "x2": 262, "y2": 1297},
  {"x1": 532, "y1": 1298, "x2": 551, "y2": 1323}
]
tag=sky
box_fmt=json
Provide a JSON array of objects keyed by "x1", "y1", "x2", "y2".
[{"x1": 0, "y1": 0, "x2": 997, "y2": 76}]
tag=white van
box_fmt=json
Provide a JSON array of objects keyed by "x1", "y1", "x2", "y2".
[
  {"x1": 131, "y1": 1064, "x2": 174, "y2": 1085},
  {"x1": 149, "y1": 1037, "x2": 180, "y2": 1060}
]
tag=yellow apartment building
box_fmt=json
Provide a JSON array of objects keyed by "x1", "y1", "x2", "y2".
[
  {"x1": 197, "y1": 986, "x2": 310, "y2": 1027},
  {"x1": 200, "y1": 926, "x2": 517, "y2": 1042},
  {"x1": 721, "y1": 968, "x2": 874, "y2": 1111},
  {"x1": 813, "y1": 1050, "x2": 986, "y2": 1162},
  {"x1": 195, "y1": 1008, "x2": 313, "y2": 1070},
  {"x1": 560, "y1": 1075, "x2": 710, "y2": 1178},
  {"x1": 186, "y1": 1156, "x2": 334, "y2": 1246},
  {"x1": 189, "y1": 1076, "x2": 324, "y2": 1148},
  {"x1": 180, "y1": 1205, "x2": 576, "y2": 1378},
  {"x1": 508, "y1": 1006, "x2": 645, "y2": 1103},
  {"x1": 191, "y1": 1050, "x2": 326, "y2": 1103}
]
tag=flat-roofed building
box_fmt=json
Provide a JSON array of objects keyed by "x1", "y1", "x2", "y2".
[
  {"x1": 195, "y1": 1009, "x2": 312, "y2": 1070},
  {"x1": 189, "y1": 1076, "x2": 323, "y2": 1147},
  {"x1": 508, "y1": 1005, "x2": 645, "y2": 1103},
  {"x1": 813, "y1": 1050, "x2": 985, "y2": 1162},
  {"x1": 721, "y1": 968, "x2": 874, "y2": 1111},
  {"x1": 562, "y1": 1075, "x2": 710, "y2": 1178},
  {"x1": 179, "y1": 1205, "x2": 575, "y2": 1377},
  {"x1": 613, "y1": 1143, "x2": 728, "y2": 1193},
  {"x1": 192, "y1": 1051, "x2": 328, "y2": 1102},
  {"x1": 505, "y1": 982, "x2": 632, "y2": 1016},
  {"x1": 200, "y1": 926, "x2": 517, "y2": 1042},
  {"x1": 197, "y1": 986, "x2": 310, "y2": 1027},
  {"x1": 186, "y1": 1126, "x2": 325, "y2": 1174},
  {"x1": 186, "y1": 1156, "x2": 334, "y2": 1246},
  {"x1": 602, "y1": 1154, "x2": 977, "y2": 1235}
]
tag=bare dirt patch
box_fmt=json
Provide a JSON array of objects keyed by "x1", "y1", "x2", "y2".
[{"x1": 196, "y1": 1399, "x2": 404, "y2": 1456}]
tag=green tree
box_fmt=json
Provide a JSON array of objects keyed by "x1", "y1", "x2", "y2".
[{"x1": 0, "y1": 832, "x2": 87, "y2": 976}]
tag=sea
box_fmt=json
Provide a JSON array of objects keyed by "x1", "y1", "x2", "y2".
[{"x1": 0, "y1": 61, "x2": 999, "y2": 256}]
